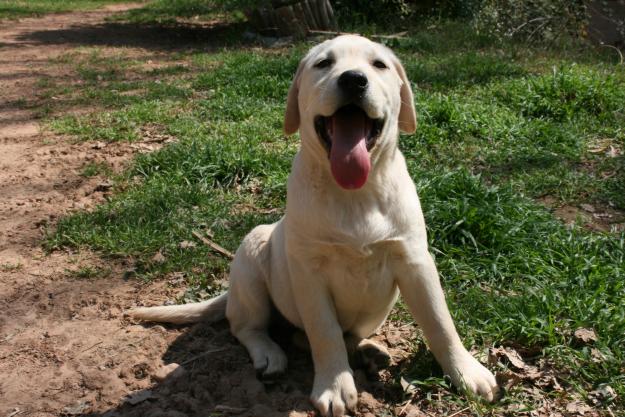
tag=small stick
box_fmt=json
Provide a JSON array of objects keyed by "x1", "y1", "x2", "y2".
[
  {"x1": 81, "y1": 341, "x2": 103, "y2": 353},
  {"x1": 192, "y1": 230, "x2": 234, "y2": 260},
  {"x1": 398, "y1": 398, "x2": 414, "y2": 416},
  {"x1": 181, "y1": 347, "x2": 229, "y2": 366},
  {"x1": 214, "y1": 405, "x2": 247, "y2": 414},
  {"x1": 447, "y1": 406, "x2": 470, "y2": 417},
  {"x1": 307, "y1": 29, "x2": 408, "y2": 39}
]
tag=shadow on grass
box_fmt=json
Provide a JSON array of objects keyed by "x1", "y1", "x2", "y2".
[
  {"x1": 480, "y1": 153, "x2": 569, "y2": 178},
  {"x1": 15, "y1": 20, "x2": 247, "y2": 52}
]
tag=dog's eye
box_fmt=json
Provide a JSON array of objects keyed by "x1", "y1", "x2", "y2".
[
  {"x1": 314, "y1": 58, "x2": 333, "y2": 69},
  {"x1": 373, "y1": 60, "x2": 388, "y2": 69}
]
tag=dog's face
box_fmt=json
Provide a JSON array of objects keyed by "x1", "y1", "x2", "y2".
[{"x1": 284, "y1": 35, "x2": 416, "y2": 190}]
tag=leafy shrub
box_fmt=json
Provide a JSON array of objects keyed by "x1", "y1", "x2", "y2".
[{"x1": 473, "y1": 0, "x2": 588, "y2": 42}]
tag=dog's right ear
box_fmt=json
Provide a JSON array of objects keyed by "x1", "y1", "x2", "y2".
[{"x1": 284, "y1": 60, "x2": 305, "y2": 135}]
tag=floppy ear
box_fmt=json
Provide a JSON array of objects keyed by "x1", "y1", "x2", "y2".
[
  {"x1": 284, "y1": 60, "x2": 305, "y2": 135},
  {"x1": 391, "y1": 55, "x2": 417, "y2": 134}
]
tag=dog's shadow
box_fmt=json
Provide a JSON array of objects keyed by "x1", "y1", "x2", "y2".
[{"x1": 84, "y1": 318, "x2": 404, "y2": 417}]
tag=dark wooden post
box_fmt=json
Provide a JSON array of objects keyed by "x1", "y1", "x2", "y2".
[{"x1": 245, "y1": 0, "x2": 338, "y2": 37}]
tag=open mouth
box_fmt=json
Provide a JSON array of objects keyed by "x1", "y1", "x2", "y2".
[
  {"x1": 313, "y1": 104, "x2": 385, "y2": 190},
  {"x1": 314, "y1": 104, "x2": 384, "y2": 155}
]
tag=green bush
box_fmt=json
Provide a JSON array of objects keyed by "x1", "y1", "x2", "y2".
[{"x1": 473, "y1": 0, "x2": 588, "y2": 42}]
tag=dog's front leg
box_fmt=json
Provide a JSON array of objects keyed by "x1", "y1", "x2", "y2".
[
  {"x1": 394, "y1": 245, "x2": 500, "y2": 401},
  {"x1": 289, "y1": 260, "x2": 357, "y2": 417}
]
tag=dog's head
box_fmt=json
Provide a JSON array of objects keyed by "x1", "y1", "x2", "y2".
[{"x1": 284, "y1": 35, "x2": 416, "y2": 190}]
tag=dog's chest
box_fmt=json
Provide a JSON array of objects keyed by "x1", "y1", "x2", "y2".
[{"x1": 313, "y1": 242, "x2": 398, "y2": 330}]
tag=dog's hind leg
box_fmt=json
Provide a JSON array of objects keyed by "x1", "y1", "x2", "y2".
[
  {"x1": 345, "y1": 335, "x2": 392, "y2": 374},
  {"x1": 226, "y1": 224, "x2": 288, "y2": 380}
]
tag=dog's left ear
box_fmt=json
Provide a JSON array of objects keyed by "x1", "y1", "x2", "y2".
[
  {"x1": 391, "y1": 54, "x2": 417, "y2": 134},
  {"x1": 284, "y1": 60, "x2": 305, "y2": 135}
]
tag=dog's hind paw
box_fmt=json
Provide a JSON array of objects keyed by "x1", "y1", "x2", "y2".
[
  {"x1": 252, "y1": 343, "x2": 288, "y2": 383},
  {"x1": 311, "y1": 370, "x2": 358, "y2": 417},
  {"x1": 357, "y1": 338, "x2": 391, "y2": 374}
]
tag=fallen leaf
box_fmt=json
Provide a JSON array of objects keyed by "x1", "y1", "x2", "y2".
[
  {"x1": 91, "y1": 141, "x2": 107, "y2": 149},
  {"x1": 496, "y1": 370, "x2": 523, "y2": 391},
  {"x1": 565, "y1": 400, "x2": 591, "y2": 415},
  {"x1": 488, "y1": 346, "x2": 526, "y2": 370},
  {"x1": 385, "y1": 329, "x2": 402, "y2": 347},
  {"x1": 580, "y1": 204, "x2": 595, "y2": 213},
  {"x1": 590, "y1": 348, "x2": 606, "y2": 363},
  {"x1": 62, "y1": 400, "x2": 91, "y2": 415},
  {"x1": 94, "y1": 181, "x2": 113, "y2": 192},
  {"x1": 179, "y1": 240, "x2": 196, "y2": 249},
  {"x1": 589, "y1": 384, "x2": 617, "y2": 404},
  {"x1": 573, "y1": 328, "x2": 598, "y2": 345},
  {"x1": 607, "y1": 145, "x2": 621, "y2": 158},
  {"x1": 151, "y1": 251, "x2": 166, "y2": 264}
]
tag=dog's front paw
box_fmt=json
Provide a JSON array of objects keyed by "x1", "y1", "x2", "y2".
[
  {"x1": 445, "y1": 351, "x2": 500, "y2": 402},
  {"x1": 311, "y1": 370, "x2": 358, "y2": 417}
]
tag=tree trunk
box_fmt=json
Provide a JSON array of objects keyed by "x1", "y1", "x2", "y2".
[{"x1": 245, "y1": 0, "x2": 338, "y2": 37}]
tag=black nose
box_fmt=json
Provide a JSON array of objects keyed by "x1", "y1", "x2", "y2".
[{"x1": 338, "y1": 70, "x2": 368, "y2": 98}]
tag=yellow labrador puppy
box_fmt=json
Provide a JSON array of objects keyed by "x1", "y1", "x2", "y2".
[{"x1": 131, "y1": 35, "x2": 499, "y2": 416}]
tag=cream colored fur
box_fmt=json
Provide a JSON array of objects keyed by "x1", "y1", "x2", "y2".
[{"x1": 130, "y1": 35, "x2": 499, "y2": 416}]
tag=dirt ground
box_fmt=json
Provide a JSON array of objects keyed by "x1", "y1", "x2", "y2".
[{"x1": 0, "y1": 6, "x2": 418, "y2": 417}]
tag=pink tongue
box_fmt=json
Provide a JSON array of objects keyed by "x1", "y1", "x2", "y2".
[{"x1": 329, "y1": 107, "x2": 371, "y2": 190}]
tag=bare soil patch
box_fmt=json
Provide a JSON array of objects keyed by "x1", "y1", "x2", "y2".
[{"x1": 0, "y1": 5, "x2": 192, "y2": 416}]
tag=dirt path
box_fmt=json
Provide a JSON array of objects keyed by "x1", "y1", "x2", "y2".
[{"x1": 0, "y1": 5, "x2": 193, "y2": 416}]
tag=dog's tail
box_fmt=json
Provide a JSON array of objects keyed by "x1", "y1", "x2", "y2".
[{"x1": 129, "y1": 292, "x2": 228, "y2": 324}]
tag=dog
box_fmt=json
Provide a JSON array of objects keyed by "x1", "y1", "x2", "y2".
[{"x1": 130, "y1": 35, "x2": 499, "y2": 416}]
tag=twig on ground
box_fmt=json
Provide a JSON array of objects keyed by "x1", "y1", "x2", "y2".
[
  {"x1": 214, "y1": 405, "x2": 247, "y2": 414},
  {"x1": 81, "y1": 341, "x2": 103, "y2": 353},
  {"x1": 192, "y1": 230, "x2": 234, "y2": 260},
  {"x1": 181, "y1": 347, "x2": 229, "y2": 366},
  {"x1": 447, "y1": 407, "x2": 470, "y2": 417},
  {"x1": 397, "y1": 398, "x2": 414, "y2": 416},
  {"x1": 308, "y1": 29, "x2": 408, "y2": 39}
]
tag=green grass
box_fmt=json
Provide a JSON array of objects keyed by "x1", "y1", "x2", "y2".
[
  {"x1": 81, "y1": 161, "x2": 112, "y2": 177},
  {"x1": 43, "y1": 19, "x2": 624, "y2": 415},
  {"x1": 0, "y1": 0, "x2": 140, "y2": 20},
  {"x1": 106, "y1": 0, "x2": 244, "y2": 25}
]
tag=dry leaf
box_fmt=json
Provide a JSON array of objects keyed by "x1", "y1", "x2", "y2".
[
  {"x1": 62, "y1": 400, "x2": 91, "y2": 415},
  {"x1": 590, "y1": 348, "x2": 606, "y2": 363},
  {"x1": 607, "y1": 145, "x2": 621, "y2": 158},
  {"x1": 488, "y1": 346, "x2": 526, "y2": 370},
  {"x1": 496, "y1": 370, "x2": 523, "y2": 391},
  {"x1": 151, "y1": 251, "x2": 166, "y2": 264},
  {"x1": 94, "y1": 181, "x2": 113, "y2": 192},
  {"x1": 573, "y1": 328, "x2": 598, "y2": 345},
  {"x1": 589, "y1": 384, "x2": 617, "y2": 404},
  {"x1": 178, "y1": 240, "x2": 196, "y2": 249},
  {"x1": 580, "y1": 204, "x2": 595, "y2": 213},
  {"x1": 565, "y1": 400, "x2": 592, "y2": 415}
]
